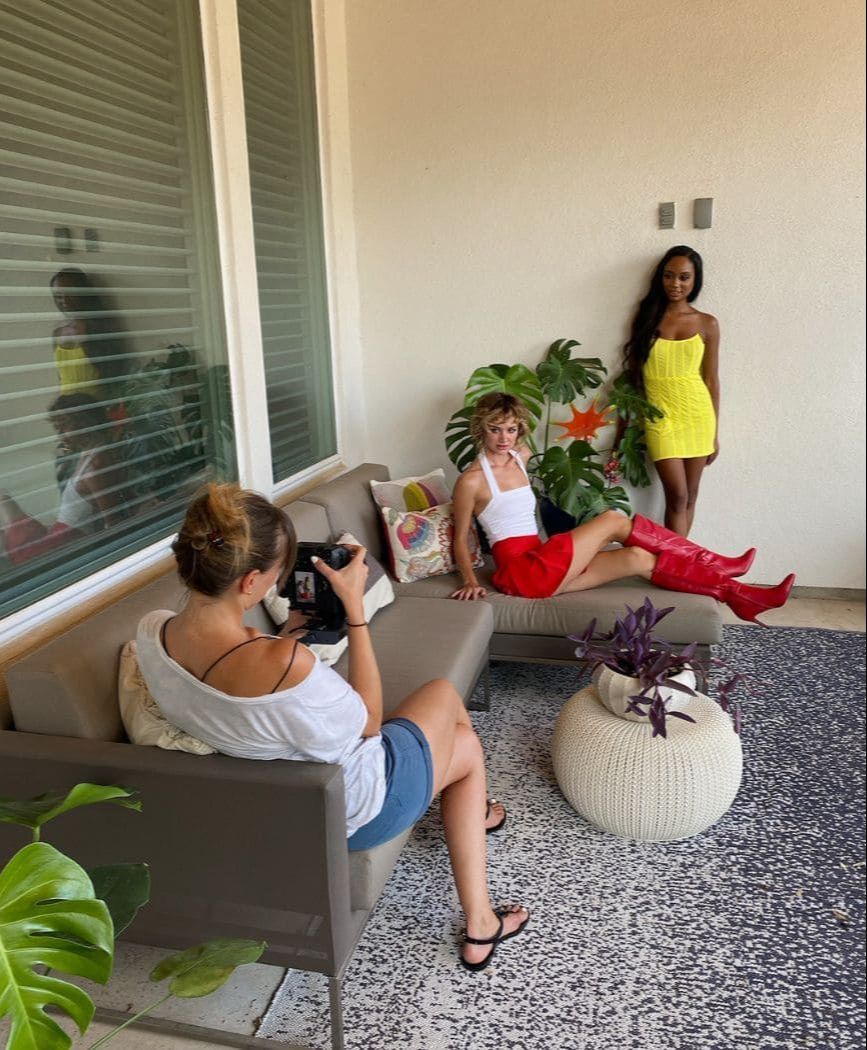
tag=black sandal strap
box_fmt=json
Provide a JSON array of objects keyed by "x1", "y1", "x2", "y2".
[{"x1": 463, "y1": 916, "x2": 503, "y2": 946}]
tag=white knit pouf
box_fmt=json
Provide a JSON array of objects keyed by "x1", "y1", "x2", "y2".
[{"x1": 552, "y1": 686, "x2": 743, "y2": 841}]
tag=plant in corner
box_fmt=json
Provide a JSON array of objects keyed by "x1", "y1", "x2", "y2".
[
  {"x1": 444, "y1": 339, "x2": 662, "y2": 527},
  {"x1": 0, "y1": 783, "x2": 265, "y2": 1050},
  {"x1": 571, "y1": 597, "x2": 748, "y2": 738}
]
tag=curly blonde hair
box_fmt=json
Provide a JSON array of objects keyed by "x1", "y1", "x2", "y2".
[{"x1": 469, "y1": 393, "x2": 532, "y2": 449}]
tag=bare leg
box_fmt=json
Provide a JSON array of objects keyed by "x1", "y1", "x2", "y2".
[
  {"x1": 0, "y1": 493, "x2": 25, "y2": 529},
  {"x1": 388, "y1": 681, "x2": 528, "y2": 965},
  {"x1": 556, "y1": 546, "x2": 656, "y2": 593},
  {"x1": 552, "y1": 510, "x2": 636, "y2": 594},
  {"x1": 654, "y1": 458, "x2": 690, "y2": 535},
  {"x1": 682, "y1": 457, "x2": 708, "y2": 535}
]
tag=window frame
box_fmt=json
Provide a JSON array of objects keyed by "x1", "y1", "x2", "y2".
[{"x1": 0, "y1": 0, "x2": 360, "y2": 647}]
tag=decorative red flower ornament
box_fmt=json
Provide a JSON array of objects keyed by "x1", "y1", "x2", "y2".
[{"x1": 553, "y1": 400, "x2": 613, "y2": 442}]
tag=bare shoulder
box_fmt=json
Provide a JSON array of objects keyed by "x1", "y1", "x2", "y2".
[
  {"x1": 219, "y1": 634, "x2": 315, "y2": 696},
  {"x1": 454, "y1": 463, "x2": 483, "y2": 496},
  {"x1": 697, "y1": 311, "x2": 719, "y2": 338},
  {"x1": 516, "y1": 444, "x2": 532, "y2": 464}
]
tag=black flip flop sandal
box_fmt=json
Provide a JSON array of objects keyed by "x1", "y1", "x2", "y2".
[
  {"x1": 460, "y1": 905, "x2": 530, "y2": 972},
  {"x1": 485, "y1": 797, "x2": 507, "y2": 834}
]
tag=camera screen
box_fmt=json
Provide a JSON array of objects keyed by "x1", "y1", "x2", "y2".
[{"x1": 294, "y1": 570, "x2": 317, "y2": 605}]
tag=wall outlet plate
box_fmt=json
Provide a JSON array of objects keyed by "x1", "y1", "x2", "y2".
[
  {"x1": 694, "y1": 198, "x2": 713, "y2": 228},
  {"x1": 658, "y1": 202, "x2": 675, "y2": 229}
]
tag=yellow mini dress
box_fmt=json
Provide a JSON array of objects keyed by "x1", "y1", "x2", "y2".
[
  {"x1": 642, "y1": 333, "x2": 715, "y2": 461},
  {"x1": 54, "y1": 343, "x2": 100, "y2": 396}
]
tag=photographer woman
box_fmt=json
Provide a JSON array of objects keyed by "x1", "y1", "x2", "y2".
[{"x1": 135, "y1": 483, "x2": 529, "y2": 972}]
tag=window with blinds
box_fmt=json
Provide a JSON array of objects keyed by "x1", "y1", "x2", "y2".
[
  {"x1": 0, "y1": 0, "x2": 235, "y2": 620},
  {"x1": 237, "y1": 0, "x2": 337, "y2": 482}
]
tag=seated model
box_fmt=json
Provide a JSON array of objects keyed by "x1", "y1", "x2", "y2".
[
  {"x1": 451, "y1": 393, "x2": 795, "y2": 624},
  {"x1": 136, "y1": 483, "x2": 529, "y2": 972},
  {"x1": 0, "y1": 393, "x2": 124, "y2": 565}
]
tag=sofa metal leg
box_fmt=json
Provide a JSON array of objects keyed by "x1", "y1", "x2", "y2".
[
  {"x1": 470, "y1": 663, "x2": 489, "y2": 713},
  {"x1": 329, "y1": 975, "x2": 345, "y2": 1050}
]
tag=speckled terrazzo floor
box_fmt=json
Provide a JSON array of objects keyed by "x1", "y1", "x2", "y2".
[{"x1": 259, "y1": 626, "x2": 866, "y2": 1050}]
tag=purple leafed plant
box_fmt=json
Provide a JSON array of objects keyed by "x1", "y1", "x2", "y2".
[{"x1": 570, "y1": 597, "x2": 746, "y2": 739}]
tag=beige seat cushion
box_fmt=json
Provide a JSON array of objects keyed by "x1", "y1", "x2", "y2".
[{"x1": 393, "y1": 561, "x2": 722, "y2": 646}]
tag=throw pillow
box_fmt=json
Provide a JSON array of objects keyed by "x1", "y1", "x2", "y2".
[
  {"x1": 370, "y1": 469, "x2": 451, "y2": 512},
  {"x1": 118, "y1": 641, "x2": 216, "y2": 754},
  {"x1": 380, "y1": 501, "x2": 484, "y2": 583},
  {"x1": 262, "y1": 532, "x2": 395, "y2": 665}
]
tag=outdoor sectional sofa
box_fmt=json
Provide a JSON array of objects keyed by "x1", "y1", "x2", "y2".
[{"x1": 0, "y1": 462, "x2": 721, "y2": 1049}]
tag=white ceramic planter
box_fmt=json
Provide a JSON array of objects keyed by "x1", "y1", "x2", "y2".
[{"x1": 592, "y1": 664, "x2": 697, "y2": 722}]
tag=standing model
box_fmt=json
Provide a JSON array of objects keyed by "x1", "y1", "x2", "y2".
[{"x1": 620, "y1": 245, "x2": 719, "y2": 537}]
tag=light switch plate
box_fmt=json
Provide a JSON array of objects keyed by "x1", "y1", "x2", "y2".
[
  {"x1": 658, "y1": 202, "x2": 675, "y2": 229},
  {"x1": 694, "y1": 198, "x2": 713, "y2": 229}
]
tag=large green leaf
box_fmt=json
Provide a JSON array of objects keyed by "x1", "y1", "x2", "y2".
[
  {"x1": 532, "y1": 442, "x2": 631, "y2": 522},
  {"x1": 89, "y1": 864, "x2": 150, "y2": 938},
  {"x1": 536, "y1": 340, "x2": 607, "y2": 405},
  {"x1": 617, "y1": 419, "x2": 654, "y2": 488},
  {"x1": 0, "y1": 785, "x2": 141, "y2": 837},
  {"x1": 149, "y1": 939, "x2": 266, "y2": 998},
  {"x1": 463, "y1": 364, "x2": 545, "y2": 427},
  {"x1": 444, "y1": 406, "x2": 477, "y2": 472},
  {"x1": 0, "y1": 842, "x2": 113, "y2": 1050},
  {"x1": 607, "y1": 373, "x2": 664, "y2": 423}
]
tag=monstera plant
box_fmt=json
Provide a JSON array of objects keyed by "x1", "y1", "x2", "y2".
[
  {"x1": 445, "y1": 339, "x2": 661, "y2": 524},
  {"x1": 0, "y1": 784, "x2": 264, "y2": 1050}
]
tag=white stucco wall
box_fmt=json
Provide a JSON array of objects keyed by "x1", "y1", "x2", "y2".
[{"x1": 341, "y1": 0, "x2": 866, "y2": 587}]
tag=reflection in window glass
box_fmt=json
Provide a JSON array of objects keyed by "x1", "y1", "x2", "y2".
[
  {"x1": 0, "y1": 0, "x2": 235, "y2": 620},
  {"x1": 238, "y1": 0, "x2": 337, "y2": 482}
]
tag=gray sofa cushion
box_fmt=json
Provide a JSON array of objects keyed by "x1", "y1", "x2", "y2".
[
  {"x1": 393, "y1": 561, "x2": 722, "y2": 646},
  {"x1": 349, "y1": 828, "x2": 411, "y2": 911},
  {"x1": 335, "y1": 595, "x2": 493, "y2": 715},
  {"x1": 7, "y1": 573, "x2": 187, "y2": 740},
  {"x1": 297, "y1": 463, "x2": 390, "y2": 561}
]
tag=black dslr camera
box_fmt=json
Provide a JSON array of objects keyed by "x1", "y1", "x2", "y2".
[{"x1": 281, "y1": 542, "x2": 352, "y2": 644}]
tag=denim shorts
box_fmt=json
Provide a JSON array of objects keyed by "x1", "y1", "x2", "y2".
[{"x1": 347, "y1": 717, "x2": 434, "y2": 852}]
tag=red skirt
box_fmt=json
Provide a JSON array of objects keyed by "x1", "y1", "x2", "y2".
[{"x1": 491, "y1": 533, "x2": 574, "y2": 599}]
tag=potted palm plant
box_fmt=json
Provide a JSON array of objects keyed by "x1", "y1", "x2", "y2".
[
  {"x1": 571, "y1": 597, "x2": 746, "y2": 738},
  {"x1": 445, "y1": 339, "x2": 661, "y2": 527}
]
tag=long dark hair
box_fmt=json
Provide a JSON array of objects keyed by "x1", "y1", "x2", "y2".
[{"x1": 622, "y1": 246, "x2": 704, "y2": 389}]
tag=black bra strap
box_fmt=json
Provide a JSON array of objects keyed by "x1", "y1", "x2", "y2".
[
  {"x1": 200, "y1": 637, "x2": 268, "y2": 683},
  {"x1": 270, "y1": 640, "x2": 300, "y2": 693}
]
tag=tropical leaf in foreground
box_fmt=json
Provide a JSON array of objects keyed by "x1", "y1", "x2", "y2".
[
  {"x1": 89, "y1": 863, "x2": 150, "y2": 937},
  {"x1": 0, "y1": 842, "x2": 113, "y2": 1050},
  {"x1": 150, "y1": 938, "x2": 266, "y2": 998},
  {"x1": 0, "y1": 784, "x2": 141, "y2": 837}
]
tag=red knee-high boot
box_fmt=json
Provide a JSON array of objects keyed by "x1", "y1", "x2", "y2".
[
  {"x1": 626, "y1": 514, "x2": 756, "y2": 578},
  {"x1": 651, "y1": 549, "x2": 795, "y2": 625}
]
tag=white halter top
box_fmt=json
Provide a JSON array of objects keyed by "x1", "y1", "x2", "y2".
[
  {"x1": 56, "y1": 450, "x2": 98, "y2": 530},
  {"x1": 476, "y1": 452, "x2": 538, "y2": 546}
]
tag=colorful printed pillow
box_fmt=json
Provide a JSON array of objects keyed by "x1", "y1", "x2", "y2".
[
  {"x1": 370, "y1": 469, "x2": 452, "y2": 512},
  {"x1": 380, "y1": 502, "x2": 484, "y2": 583},
  {"x1": 262, "y1": 532, "x2": 395, "y2": 665}
]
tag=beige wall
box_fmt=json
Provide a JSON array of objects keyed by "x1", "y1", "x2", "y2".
[{"x1": 341, "y1": 0, "x2": 866, "y2": 587}]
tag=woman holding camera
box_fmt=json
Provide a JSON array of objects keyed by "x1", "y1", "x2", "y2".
[{"x1": 136, "y1": 483, "x2": 529, "y2": 972}]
